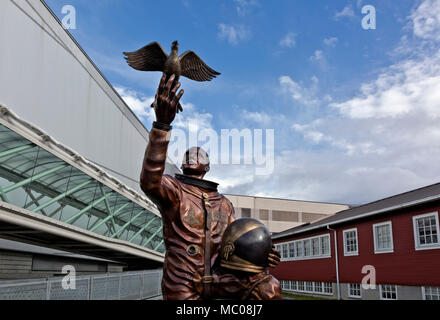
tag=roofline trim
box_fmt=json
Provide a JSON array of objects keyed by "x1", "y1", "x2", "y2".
[
  {"x1": 0, "y1": 104, "x2": 159, "y2": 216},
  {"x1": 0, "y1": 201, "x2": 165, "y2": 263},
  {"x1": 272, "y1": 193, "x2": 440, "y2": 240},
  {"x1": 224, "y1": 193, "x2": 350, "y2": 207},
  {"x1": 33, "y1": 0, "x2": 180, "y2": 172}
]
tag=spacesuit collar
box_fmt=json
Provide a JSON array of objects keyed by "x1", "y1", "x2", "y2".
[{"x1": 175, "y1": 174, "x2": 219, "y2": 191}]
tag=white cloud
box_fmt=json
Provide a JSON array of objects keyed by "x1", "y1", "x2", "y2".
[
  {"x1": 115, "y1": 86, "x2": 155, "y2": 123},
  {"x1": 292, "y1": 122, "x2": 386, "y2": 156},
  {"x1": 309, "y1": 50, "x2": 328, "y2": 69},
  {"x1": 410, "y1": 0, "x2": 440, "y2": 41},
  {"x1": 214, "y1": 0, "x2": 440, "y2": 204},
  {"x1": 233, "y1": 0, "x2": 258, "y2": 16},
  {"x1": 218, "y1": 24, "x2": 250, "y2": 45},
  {"x1": 280, "y1": 32, "x2": 297, "y2": 48},
  {"x1": 174, "y1": 110, "x2": 214, "y2": 133},
  {"x1": 310, "y1": 50, "x2": 324, "y2": 62},
  {"x1": 116, "y1": 86, "x2": 213, "y2": 134},
  {"x1": 241, "y1": 110, "x2": 272, "y2": 125},
  {"x1": 116, "y1": 0, "x2": 440, "y2": 206},
  {"x1": 280, "y1": 75, "x2": 321, "y2": 106},
  {"x1": 331, "y1": 53, "x2": 440, "y2": 119},
  {"x1": 323, "y1": 37, "x2": 338, "y2": 47},
  {"x1": 334, "y1": 5, "x2": 355, "y2": 20}
]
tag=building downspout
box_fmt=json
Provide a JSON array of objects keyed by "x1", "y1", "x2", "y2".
[{"x1": 327, "y1": 225, "x2": 341, "y2": 300}]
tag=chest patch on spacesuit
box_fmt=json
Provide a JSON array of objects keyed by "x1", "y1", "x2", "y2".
[
  {"x1": 183, "y1": 208, "x2": 200, "y2": 227},
  {"x1": 211, "y1": 210, "x2": 228, "y2": 224}
]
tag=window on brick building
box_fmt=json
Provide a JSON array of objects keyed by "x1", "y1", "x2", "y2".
[
  {"x1": 276, "y1": 234, "x2": 331, "y2": 262},
  {"x1": 289, "y1": 242, "x2": 295, "y2": 258},
  {"x1": 380, "y1": 285, "x2": 397, "y2": 300},
  {"x1": 295, "y1": 241, "x2": 303, "y2": 258},
  {"x1": 413, "y1": 212, "x2": 440, "y2": 250},
  {"x1": 348, "y1": 283, "x2": 362, "y2": 298},
  {"x1": 314, "y1": 282, "x2": 323, "y2": 293},
  {"x1": 373, "y1": 221, "x2": 394, "y2": 253},
  {"x1": 312, "y1": 237, "x2": 320, "y2": 256},
  {"x1": 343, "y1": 228, "x2": 359, "y2": 256},
  {"x1": 282, "y1": 243, "x2": 288, "y2": 259},
  {"x1": 321, "y1": 235, "x2": 330, "y2": 255},
  {"x1": 423, "y1": 287, "x2": 440, "y2": 300},
  {"x1": 291, "y1": 281, "x2": 297, "y2": 291},
  {"x1": 304, "y1": 239, "x2": 312, "y2": 257},
  {"x1": 324, "y1": 282, "x2": 333, "y2": 294},
  {"x1": 275, "y1": 244, "x2": 281, "y2": 256}
]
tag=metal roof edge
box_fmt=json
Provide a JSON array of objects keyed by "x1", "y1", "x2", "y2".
[
  {"x1": 224, "y1": 193, "x2": 350, "y2": 207},
  {"x1": 0, "y1": 103, "x2": 160, "y2": 216},
  {"x1": 272, "y1": 193, "x2": 440, "y2": 240},
  {"x1": 35, "y1": 0, "x2": 180, "y2": 173}
]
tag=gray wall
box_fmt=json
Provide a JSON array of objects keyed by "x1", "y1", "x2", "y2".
[
  {"x1": 283, "y1": 283, "x2": 425, "y2": 300},
  {"x1": 339, "y1": 283, "x2": 423, "y2": 301},
  {"x1": 0, "y1": 249, "x2": 124, "y2": 280},
  {"x1": 0, "y1": 0, "x2": 179, "y2": 195}
]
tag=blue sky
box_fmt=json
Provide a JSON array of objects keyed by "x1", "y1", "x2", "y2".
[{"x1": 46, "y1": 0, "x2": 440, "y2": 205}]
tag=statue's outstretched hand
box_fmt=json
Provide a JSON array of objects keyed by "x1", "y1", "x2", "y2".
[
  {"x1": 267, "y1": 245, "x2": 281, "y2": 269},
  {"x1": 153, "y1": 74, "x2": 184, "y2": 125}
]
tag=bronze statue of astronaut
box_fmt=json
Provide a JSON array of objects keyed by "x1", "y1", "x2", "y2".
[{"x1": 140, "y1": 74, "x2": 281, "y2": 300}]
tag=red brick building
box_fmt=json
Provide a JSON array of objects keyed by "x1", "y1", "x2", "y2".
[{"x1": 271, "y1": 183, "x2": 440, "y2": 300}]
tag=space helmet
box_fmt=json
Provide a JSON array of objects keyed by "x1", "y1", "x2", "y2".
[
  {"x1": 220, "y1": 218, "x2": 272, "y2": 274},
  {"x1": 181, "y1": 147, "x2": 210, "y2": 175}
]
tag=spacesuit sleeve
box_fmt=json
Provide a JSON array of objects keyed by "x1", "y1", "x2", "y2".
[
  {"x1": 140, "y1": 128, "x2": 180, "y2": 211},
  {"x1": 223, "y1": 197, "x2": 236, "y2": 225}
]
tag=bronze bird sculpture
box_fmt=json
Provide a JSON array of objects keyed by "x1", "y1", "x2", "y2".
[{"x1": 123, "y1": 41, "x2": 221, "y2": 113}]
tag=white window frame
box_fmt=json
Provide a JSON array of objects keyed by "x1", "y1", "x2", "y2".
[
  {"x1": 323, "y1": 282, "x2": 333, "y2": 295},
  {"x1": 290, "y1": 281, "x2": 297, "y2": 291},
  {"x1": 373, "y1": 221, "x2": 394, "y2": 254},
  {"x1": 348, "y1": 283, "x2": 362, "y2": 299},
  {"x1": 413, "y1": 212, "x2": 440, "y2": 251},
  {"x1": 304, "y1": 239, "x2": 312, "y2": 257},
  {"x1": 305, "y1": 281, "x2": 314, "y2": 293},
  {"x1": 379, "y1": 284, "x2": 398, "y2": 300},
  {"x1": 288, "y1": 242, "x2": 295, "y2": 258},
  {"x1": 282, "y1": 243, "x2": 288, "y2": 259},
  {"x1": 284, "y1": 281, "x2": 333, "y2": 296},
  {"x1": 321, "y1": 235, "x2": 330, "y2": 256},
  {"x1": 276, "y1": 234, "x2": 331, "y2": 262},
  {"x1": 295, "y1": 241, "x2": 303, "y2": 258},
  {"x1": 312, "y1": 237, "x2": 321, "y2": 256},
  {"x1": 275, "y1": 244, "x2": 281, "y2": 258},
  {"x1": 314, "y1": 282, "x2": 323, "y2": 293},
  {"x1": 422, "y1": 286, "x2": 440, "y2": 300},
  {"x1": 343, "y1": 228, "x2": 359, "y2": 256},
  {"x1": 297, "y1": 281, "x2": 305, "y2": 292}
]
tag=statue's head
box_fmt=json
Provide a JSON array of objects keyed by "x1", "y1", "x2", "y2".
[
  {"x1": 172, "y1": 41, "x2": 179, "y2": 51},
  {"x1": 181, "y1": 147, "x2": 210, "y2": 177}
]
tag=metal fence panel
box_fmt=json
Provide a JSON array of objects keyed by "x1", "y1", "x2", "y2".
[
  {"x1": 120, "y1": 274, "x2": 142, "y2": 300},
  {"x1": 90, "y1": 277, "x2": 107, "y2": 300},
  {"x1": 143, "y1": 273, "x2": 160, "y2": 299},
  {"x1": 49, "y1": 278, "x2": 90, "y2": 300},
  {"x1": 0, "y1": 269, "x2": 163, "y2": 300},
  {"x1": 105, "y1": 276, "x2": 121, "y2": 300},
  {"x1": 0, "y1": 281, "x2": 47, "y2": 300}
]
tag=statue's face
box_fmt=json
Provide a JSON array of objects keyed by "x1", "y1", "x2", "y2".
[{"x1": 181, "y1": 147, "x2": 210, "y2": 174}]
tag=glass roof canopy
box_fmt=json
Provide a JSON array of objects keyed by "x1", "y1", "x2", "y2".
[{"x1": 0, "y1": 123, "x2": 164, "y2": 255}]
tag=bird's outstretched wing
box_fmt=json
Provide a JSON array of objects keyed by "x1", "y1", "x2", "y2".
[
  {"x1": 123, "y1": 42, "x2": 168, "y2": 72},
  {"x1": 180, "y1": 51, "x2": 221, "y2": 82}
]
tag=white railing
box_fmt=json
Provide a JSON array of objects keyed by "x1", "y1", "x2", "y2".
[{"x1": 0, "y1": 269, "x2": 162, "y2": 300}]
